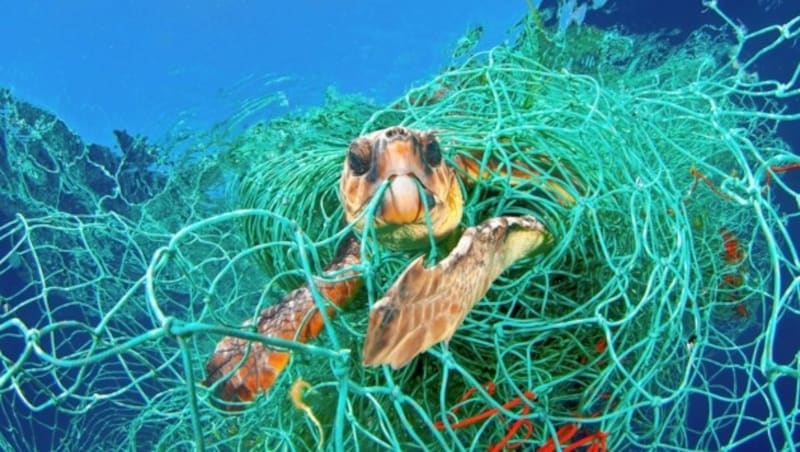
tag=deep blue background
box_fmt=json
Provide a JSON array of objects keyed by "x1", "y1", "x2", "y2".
[{"x1": 1, "y1": 0, "x2": 798, "y2": 449}]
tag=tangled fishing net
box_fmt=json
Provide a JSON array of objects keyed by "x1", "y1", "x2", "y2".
[{"x1": 2, "y1": 3, "x2": 799, "y2": 450}]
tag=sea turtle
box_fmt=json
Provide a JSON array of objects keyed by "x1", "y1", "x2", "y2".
[{"x1": 205, "y1": 126, "x2": 571, "y2": 403}]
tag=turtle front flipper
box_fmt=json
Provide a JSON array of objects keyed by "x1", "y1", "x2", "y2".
[
  {"x1": 205, "y1": 235, "x2": 361, "y2": 404},
  {"x1": 362, "y1": 215, "x2": 551, "y2": 368},
  {"x1": 454, "y1": 149, "x2": 580, "y2": 206}
]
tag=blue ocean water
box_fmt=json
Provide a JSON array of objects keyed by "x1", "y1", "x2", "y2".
[
  {"x1": 1, "y1": 0, "x2": 799, "y2": 450},
  {"x1": 1, "y1": 1, "x2": 529, "y2": 146}
]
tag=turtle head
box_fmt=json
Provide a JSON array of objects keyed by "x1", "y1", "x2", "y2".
[{"x1": 339, "y1": 127, "x2": 463, "y2": 249}]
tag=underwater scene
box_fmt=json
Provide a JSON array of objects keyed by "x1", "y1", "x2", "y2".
[{"x1": 1, "y1": 1, "x2": 799, "y2": 450}]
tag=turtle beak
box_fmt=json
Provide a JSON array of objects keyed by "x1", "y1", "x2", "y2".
[
  {"x1": 371, "y1": 136, "x2": 437, "y2": 225},
  {"x1": 379, "y1": 175, "x2": 436, "y2": 224}
]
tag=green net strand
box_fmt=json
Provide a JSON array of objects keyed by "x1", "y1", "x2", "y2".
[{"x1": 2, "y1": 4, "x2": 800, "y2": 451}]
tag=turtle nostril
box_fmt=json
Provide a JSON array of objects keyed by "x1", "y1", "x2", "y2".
[{"x1": 385, "y1": 127, "x2": 408, "y2": 140}]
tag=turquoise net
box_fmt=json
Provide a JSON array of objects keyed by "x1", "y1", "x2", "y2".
[{"x1": 2, "y1": 3, "x2": 799, "y2": 450}]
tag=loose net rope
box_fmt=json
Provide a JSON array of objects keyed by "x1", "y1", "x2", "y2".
[{"x1": 1, "y1": 4, "x2": 799, "y2": 451}]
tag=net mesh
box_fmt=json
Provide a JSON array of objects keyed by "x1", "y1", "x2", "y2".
[{"x1": 2, "y1": 3, "x2": 799, "y2": 451}]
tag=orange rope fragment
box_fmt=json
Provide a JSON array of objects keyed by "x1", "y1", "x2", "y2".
[
  {"x1": 594, "y1": 338, "x2": 607, "y2": 353},
  {"x1": 454, "y1": 381, "x2": 496, "y2": 413},
  {"x1": 488, "y1": 404, "x2": 533, "y2": 452},
  {"x1": 538, "y1": 423, "x2": 579, "y2": 452},
  {"x1": 764, "y1": 162, "x2": 800, "y2": 186},
  {"x1": 435, "y1": 390, "x2": 535, "y2": 430},
  {"x1": 434, "y1": 383, "x2": 536, "y2": 450},
  {"x1": 562, "y1": 431, "x2": 605, "y2": 452},
  {"x1": 537, "y1": 423, "x2": 609, "y2": 452},
  {"x1": 586, "y1": 431, "x2": 608, "y2": 452},
  {"x1": 719, "y1": 228, "x2": 745, "y2": 264},
  {"x1": 687, "y1": 167, "x2": 733, "y2": 202}
]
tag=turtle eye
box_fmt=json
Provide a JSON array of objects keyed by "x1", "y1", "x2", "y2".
[
  {"x1": 424, "y1": 139, "x2": 442, "y2": 167},
  {"x1": 347, "y1": 141, "x2": 371, "y2": 176}
]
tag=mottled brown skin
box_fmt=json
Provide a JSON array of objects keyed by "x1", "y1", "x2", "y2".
[
  {"x1": 205, "y1": 126, "x2": 553, "y2": 404},
  {"x1": 205, "y1": 235, "x2": 361, "y2": 403},
  {"x1": 454, "y1": 150, "x2": 577, "y2": 205}
]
